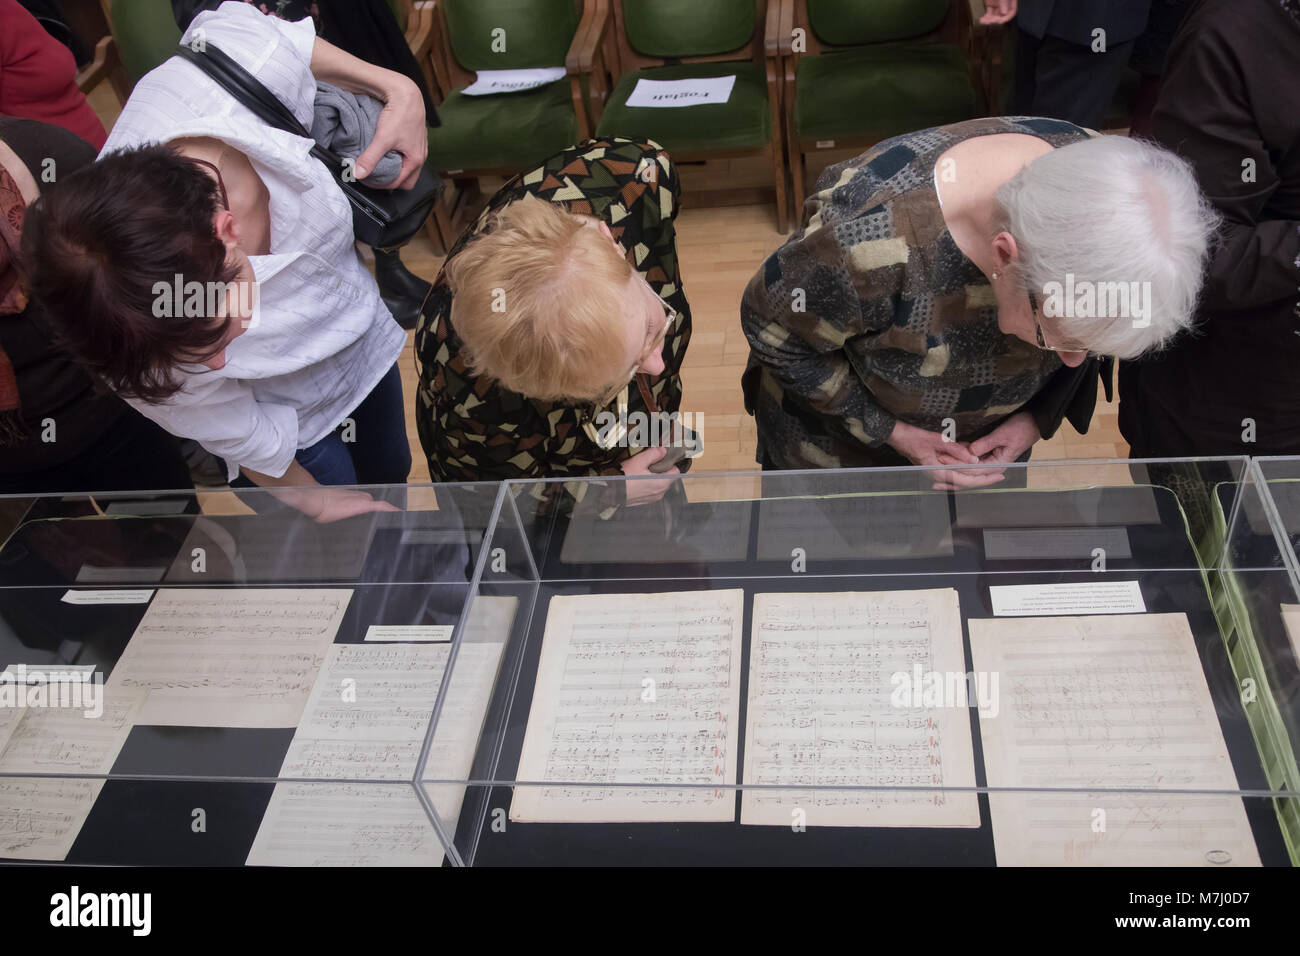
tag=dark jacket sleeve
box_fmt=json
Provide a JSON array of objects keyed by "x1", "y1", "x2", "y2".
[
  {"x1": 1151, "y1": 4, "x2": 1300, "y2": 312},
  {"x1": 1023, "y1": 355, "x2": 1113, "y2": 440}
]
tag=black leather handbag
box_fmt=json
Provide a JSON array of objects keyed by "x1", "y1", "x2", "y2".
[{"x1": 173, "y1": 42, "x2": 440, "y2": 249}]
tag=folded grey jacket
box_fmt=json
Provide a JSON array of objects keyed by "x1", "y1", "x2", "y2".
[{"x1": 311, "y1": 81, "x2": 404, "y2": 187}]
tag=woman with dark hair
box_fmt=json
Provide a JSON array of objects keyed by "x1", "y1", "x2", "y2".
[
  {"x1": 22, "y1": 2, "x2": 421, "y2": 520},
  {"x1": 0, "y1": 117, "x2": 191, "y2": 496}
]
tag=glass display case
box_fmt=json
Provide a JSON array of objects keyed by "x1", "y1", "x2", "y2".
[
  {"x1": 3, "y1": 458, "x2": 1298, "y2": 866},
  {"x1": 1245, "y1": 456, "x2": 1300, "y2": 850},
  {"x1": 0, "y1": 482, "x2": 502, "y2": 865},
  {"x1": 1256, "y1": 457, "x2": 1300, "y2": 572},
  {"x1": 423, "y1": 458, "x2": 1300, "y2": 866}
]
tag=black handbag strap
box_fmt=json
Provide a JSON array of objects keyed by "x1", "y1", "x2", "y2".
[{"x1": 173, "y1": 43, "x2": 346, "y2": 170}]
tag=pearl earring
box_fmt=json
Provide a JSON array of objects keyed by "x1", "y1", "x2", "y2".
[{"x1": 990, "y1": 272, "x2": 999, "y2": 280}]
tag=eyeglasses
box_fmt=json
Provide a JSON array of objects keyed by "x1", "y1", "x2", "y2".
[
  {"x1": 580, "y1": 293, "x2": 677, "y2": 449},
  {"x1": 1028, "y1": 290, "x2": 1094, "y2": 356},
  {"x1": 189, "y1": 157, "x2": 229, "y2": 211},
  {"x1": 591, "y1": 293, "x2": 676, "y2": 411}
]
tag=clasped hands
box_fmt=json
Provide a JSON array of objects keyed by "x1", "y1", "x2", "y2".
[{"x1": 888, "y1": 411, "x2": 1040, "y2": 490}]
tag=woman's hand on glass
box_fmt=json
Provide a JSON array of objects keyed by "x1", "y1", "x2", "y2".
[
  {"x1": 298, "y1": 487, "x2": 401, "y2": 523},
  {"x1": 243, "y1": 462, "x2": 401, "y2": 523}
]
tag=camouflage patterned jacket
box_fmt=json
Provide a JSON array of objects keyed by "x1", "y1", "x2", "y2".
[
  {"x1": 415, "y1": 138, "x2": 692, "y2": 500},
  {"x1": 740, "y1": 116, "x2": 1110, "y2": 471}
]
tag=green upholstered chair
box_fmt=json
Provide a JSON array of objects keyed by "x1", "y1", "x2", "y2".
[
  {"x1": 424, "y1": 0, "x2": 613, "y2": 241},
  {"x1": 99, "y1": 0, "x2": 435, "y2": 103},
  {"x1": 106, "y1": 0, "x2": 181, "y2": 91},
  {"x1": 594, "y1": 0, "x2": 788, "y2": 232},
  {"x1": 781, "y1": 0, "x2": 984, "y2": 219}
]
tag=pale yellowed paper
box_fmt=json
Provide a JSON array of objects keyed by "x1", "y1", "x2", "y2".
[
  {"x1": 742, "y1": 589, "x2": 979, "y2": 827},
  {"x1": 261, "y1": 595, "x2": 514, "y2": 865},
  {"x1": 461, "y1": 594, "x2": 520, "y2": 645},
  {"x1": 0, "y1": 688, "x2": 145, "y2": 862},
  {"x1": 423, "y1": 595, "x2": 517, "y2": 826},
  {"x1": 510, "y1": 589, "x2": 744, "y2": 823},
  {"x1": 107, "y1": 588, "x2": 351, "y2": 727},
  {"x1": 1281, "y1": 604, "x2": 1300, "y2": 668},
  {"x1": 969, "y1": 613, "x2": 1261, "y2": 866},
  {"x1": 280, "y1": 640, "x2": 502, "y2": 788},
  {"x1": 0, "y1": 706, "x2": 21, "y2": 756},
  {"x1": 246, "y1": 782, "x2": 444, "y2": 867},
  {"x1": 0, "y1": 687, "x2": 146, "y2": 774},
  {"x1": 0, "y1": 777, "x2": 104, "y2": 861}
]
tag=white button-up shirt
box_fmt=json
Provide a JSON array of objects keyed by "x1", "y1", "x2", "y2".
[{"x1": 101, "y1": 2, "x2": 406, "y2": 480}]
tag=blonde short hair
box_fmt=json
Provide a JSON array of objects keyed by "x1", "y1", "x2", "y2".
[{"x1": 443, "y1": 195, "x2": 635, "y2": 402}]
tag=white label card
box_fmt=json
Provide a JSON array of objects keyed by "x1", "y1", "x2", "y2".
[
  {"x1": 625, "y1": 75, "x2": 736, "y2": 108},
  {"x1": 60, "y1": 589, "x2": 154, "y2": 605},
  {"x1": 461, "y1": 67, "x2": 566, "y2": 96},
  {"x1": 363, "y1": 625, "x2": 454, "y2": 643},
  {"x1": 988, "y1": 580, "x2": 1145, "y2": 616}
]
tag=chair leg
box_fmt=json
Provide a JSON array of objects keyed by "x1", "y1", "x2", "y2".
[
  {"x1": 771, "y1": 141, "x2": 789, "y2": 234},
  {"x1": 434, "y1": 193, "x2": 459, "y2": 254},
  {"x1": 788, "y1": 137, "x2": 805, "y2": 229},
  {"x1": 423, "y1": 208, "x2": 447, "y2": 257}
]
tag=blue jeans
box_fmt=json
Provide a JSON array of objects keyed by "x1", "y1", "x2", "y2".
[{"x1": 232, "y1": 363, "x2": 411, "y2": 488}]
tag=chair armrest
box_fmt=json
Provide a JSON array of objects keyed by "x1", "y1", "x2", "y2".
[
  {"x1": 426, "y1": 1, "x2": 457, "y2": 104},
  {"x1": 566, "y1": 0, "x2": 610, "y2": 75},
  {"x1": 777, "y1": 0, "x2": 798, "y2": 56},
  {"x1": 406, "y1": 1, "x2": 435, "y2": 60},
  {"x1": 764, "y1": 0, "x2": 785, "y2": 56},
  {"x1": 76, "y1": 35, "x2": 118, "y2": 95}
]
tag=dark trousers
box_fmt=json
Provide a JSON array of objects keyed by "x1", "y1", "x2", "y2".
[
  {"x1": 1011, "y1": 29, "x2": 1136, "y2": 130},
  {"x1": 231, "y1": 363, "x2": 412, "y2": 488}
]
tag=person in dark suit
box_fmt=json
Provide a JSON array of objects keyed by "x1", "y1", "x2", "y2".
[
  {"x1": 1011, "y1": 0, "x2": 1152, "y2": 131},
  {"x1": 1118, "y1": 0, "x2": 1300, "y2": 457}
]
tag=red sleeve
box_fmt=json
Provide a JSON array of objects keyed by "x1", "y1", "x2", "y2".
[{"x1": 0, "y1": 0, "x2": 108, "y2": 150}]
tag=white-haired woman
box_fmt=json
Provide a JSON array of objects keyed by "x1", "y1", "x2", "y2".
[{"x1": 741, "y1": 116, "x2": 1217, "y2": 484}]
